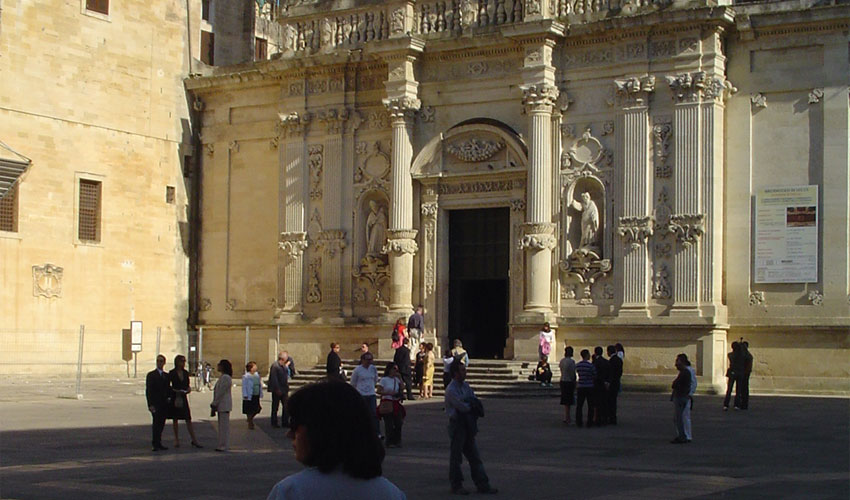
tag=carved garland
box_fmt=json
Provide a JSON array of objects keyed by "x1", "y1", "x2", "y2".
[{"x1": 446, "y1": 138, "x2": 506, "y2": 162}]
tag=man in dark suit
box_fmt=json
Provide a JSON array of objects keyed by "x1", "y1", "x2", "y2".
[
  {"x1": 393, "y1": 337, "x2": 413, "y2": 400},
  {"x1": 607, "y1": 345, "x2": 623, "y2": 425},
  {"x1": 592, "y1": 346, "x2": 610, "y2": 426},
  {"x1": 268, "y1": 351, "x2": 290, "y2": 428},
  {"x1": 145, "y1": 354, "x2": 170, "y2": 451}
]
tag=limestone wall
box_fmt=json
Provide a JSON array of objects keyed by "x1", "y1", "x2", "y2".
[{"x1": 0, "y1": 0, "x2": 202, "y2": 374}]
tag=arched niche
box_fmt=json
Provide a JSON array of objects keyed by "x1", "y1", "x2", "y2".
[{"x1": 411, "y1": 120, "x2": 528, "y2": 179}]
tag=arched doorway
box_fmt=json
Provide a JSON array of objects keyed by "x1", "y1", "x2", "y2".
[{"x1": 411, "y1": 120, "x2": 528, "y2": 359}]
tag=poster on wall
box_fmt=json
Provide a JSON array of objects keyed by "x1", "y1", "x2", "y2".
[{"x1": 754, "y1": 185, "x2": 818, "y2": 283}]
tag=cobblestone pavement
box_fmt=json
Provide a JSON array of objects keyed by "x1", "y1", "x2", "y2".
[{"x1": 0, "y1": 377, "x2": 847, "y2": 499}]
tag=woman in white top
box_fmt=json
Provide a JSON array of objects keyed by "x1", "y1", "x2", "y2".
[
  {"x1": 539, "y1": 322, "x2": 555, "y2": 358},
  {"x1": 210, "y1": 359, "x2": 233, "y2": 451},
  {"x1": 267, "y1": 382, "x2": 406, "y2": 500},
  {"x1": 377, "y1": 362, "x2": 406, "y2": 448},
  {"x1": 350, "y1": 352, "x2": 379, "y2": 436}
]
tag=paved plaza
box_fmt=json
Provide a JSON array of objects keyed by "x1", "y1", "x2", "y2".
[{"x1": 0, "y1": 377, "x2": 847, "y2": 499}]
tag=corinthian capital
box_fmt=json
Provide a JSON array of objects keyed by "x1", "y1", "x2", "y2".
[
  {"x1": 383, "y1": 230, "x2": 419, "y2": 256},
  {"x1": 317, "y1": 107, "x2": 350, "y2": 135},
  {"x1": 279, "y1": 231, "x2": 309, "y2": 260},
  {"x1": 382, "y1": 97, "x2": 421, "y2": 121},
  {"x1": 521, "y1": 83, "x2": 559, "y2": 114},
  {"x1": 665, "y1": 72, "x2": 706, "y2": 104},
  {"x1": 609, "y1": 76, "x2": 655, "y2": 108},
  {"x1": 276, "y1": 112, "x2": 312, "y2": 140}
]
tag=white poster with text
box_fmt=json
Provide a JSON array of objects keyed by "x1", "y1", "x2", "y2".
[{"x1": 754, "y1": 185, "x2": 818, "y2": 283}]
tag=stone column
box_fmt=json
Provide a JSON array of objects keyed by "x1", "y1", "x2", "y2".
[
  {"x1": 520, "y1": 84, "x2": 559, "y2": 313},
  {"x1": 665, "y1": 73, "x2": 706, "y2": 313},
  {"x1": 277, "y1": 113, "x2": 311, "y2": 313},
  {"x1": 382, "y1": 97, "x2": 420, "y2": 313},
  {"x1": 612, "y1": 76, "x2": 655, "y2": 316}
]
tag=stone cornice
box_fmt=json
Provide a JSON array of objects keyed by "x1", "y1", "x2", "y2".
[
  {"x1": 501, "y1": 19, "x2": 566, "y2": 42},
  {"x1": 734, "y1": 3, "x2": 850, "y2": 39}
]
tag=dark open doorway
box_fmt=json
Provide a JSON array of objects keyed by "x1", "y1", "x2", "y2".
[{"x1": 448, "y1": 207, "x2": 510, "y2": 359}]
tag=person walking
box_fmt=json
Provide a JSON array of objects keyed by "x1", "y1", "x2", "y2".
[
  {"x1": 607, "y1": 345, "x2": 623, "y2": 425},
  {"x1": 421, "y1": 342, "x2": 435, "y2": 399},
  {"x1": 671, "y1": 353, "x2": 693, "y2": 444},
  {"x1": 445, "y1": 362, "x2": 497, "y2": 495},
  {"x1": 377, "y1": 362, "x2": 406, "y2": 448},
  {"x1": 269, "y1": 352, "x2": 290, "y2": 428},
  {"x1": 723, "y1": 342, "x2": 741, "y2": 411},
  {"x1": 145, "y1": 354, "x2": 170, "y2": 451},
  {"x1": 350, "y1": 351, "x2": 380, "y2": 436},
  {"x1": 559, "y1": 346, "x2": 576, "y2": 424},
  {"x1": 242, "y1": 361, "x2": 263, "y2": 430},
  {"x1": 210, "y1": 359, "x2": 233, "y2": 452},
  {"x1": 575, "y1": 349, "x2": 596, "y2": 428},
  {"x1": 326, "y1": 343, "x2": 345, "y2": 382},
  {"x1": 591, "y1": 346, "x2": 610, "y2": 426},
  {"x1": 266, "y1": 382, "x2": 405, "y2": 500},
  {"x1": 393, "y1": 337, "x2": 414, "y2": 400},
  {"x1": 407, "y1": 305, "x2": 425, "y2": 355},
  {"x1": 538, "y1": 323, "x2": 555, "y2": 359},
  {"x1": 168, "y1": 354, "x2": 202, "y2": 448}
]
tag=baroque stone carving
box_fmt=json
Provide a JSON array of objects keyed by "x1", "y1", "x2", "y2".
[
  {"x1": 666, "y1": 72, "x2": 706, "y2": 103},
  {"x1": 224, "y1": 299, "x2": 237, "y2": 311},
  {"x1": 521, "y1": 84, "x2": 559, "y2": 114},
  {"x1": 306, "y1": 258, "x2": 322, "y2": 303},
  {"x1": 383, "y1": 96, "x2": 421, "y2": 120},
  {"x1": 446, "y1": 138, "x2": 506, "y2": 162},
  {"x1": 808, "y1": 88, "x2": 824, "y2": 104},
  {"x1": 652, "y1": 118, "x2": 673, "y2": 178},
  {"x1": 703, "y1": 77, "x2": 737, "y2": 102},
  {"x1": 519, "y1": 222, "x2": 557, "y2": 250},
  {"x1": 424, "y1": 259, "x2": 436, "y2": 296},
  {"x1": 618, "y1": 216, "x2": 654, "y2": 250},
  {"x1": 317, "y1": 107, "x2": 350, "y2": 134},
  {"x1": 571, "y1": 192, "x2": 600, "y2": 251},
  {"x1": 383, "y1": 229, "x2": 419, "y2": 256},
  {"x1": 807, "y1": 290, "x2": 824, "y2": 306},
  {"x1": 653, "y1": 187, "x2": 673, "y2": 227},
  {"x1": 667, "y1": 214, "x2": 705, "y2": 246},
  {"x1": 559, "y1": 249, "x2": 612, "y2": 305},
  {"x1": 510, "y1": 199, "x2": 526, "y2": 212},
  {"x1": 279, "y1": 231, "x2": 309, "y2": 259},
  {"x1": 420, "y1": 106, "x2": 436, "y2": 123},
  {"x1": 317, "y1": 230, "x2": 346, "y2": 257},
  {"x1": 610, "y1": 75, "x2": 655, "y2": 107},
  {"x1": 652, "y1": 263, "x2": 671, "y2": 299},
  {"x1": 748, "y1": 291, "x2": 766, "y2": 306},
  {"x1": 420, "y1": 202, "x2": 438, "y2": 219},
  {"x1": 200, "y1": 298, "x2": 212, "y2": 311},
  {"x1": 751, "y1": 93, "x2": 768, "y2": 109},
  {"x1": 32, "y1": 263, "x2": 63, "y2": 298},
  {"x1": 228, "y1": 140, "x2": 239, "y2": 152},
  {"x1": 365, "y1": 200, "x2": 388, "y2": 260},
  {"x1": 277, "y1": 112, "x2": 312, "y2": 139},
  {"x1": 308, "y1": 144, "x2": 323, "y2": 200}
]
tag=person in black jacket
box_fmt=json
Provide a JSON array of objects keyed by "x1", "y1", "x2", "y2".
[
  {"x1": 145, "y1": 354, "x2": 170, "y2": 451},
  {"x1": 671, "y1": 353, "x2": 693, "y2": 444},
  {"x1": 326, "y1": 343, "x2": 344, "y2": 382},
  {"x1": 393, "y1": 337, "x2": 413, "y2": 400},
  {"x1": 268, "y1": 352, "x2": 290, "y2": 428},
  {"x1": 592, "y1": 346, "x2": 610, "y2": 426},
  {"x1": 607, "y1": 345, "x2": 623, "y2": 425}
]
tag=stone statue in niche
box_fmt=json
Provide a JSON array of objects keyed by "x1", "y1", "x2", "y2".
[
  {"x1": 571, "y1": 191, "x2": 599, "y2": 251},
  {"x1": 365, "y1": 200, "x2": 388, "y2": 262}
]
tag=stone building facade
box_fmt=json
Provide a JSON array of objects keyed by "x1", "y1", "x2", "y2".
[{"x1": 187, "y1": 0, "x2": 849, "y2": 393}]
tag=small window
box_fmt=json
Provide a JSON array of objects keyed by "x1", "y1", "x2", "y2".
[
  {"x1": 255, "y1": 37, "x2": 268, "y2": 61},
  {"x1": 78, "y1": 179, "x2": 102, "y2": 242},
  {"x1": 202, "y1": 0, "x2": 211, "y2": 21},
  {"x1": 86, "y1": 0, "x2": 109, "y2": 15},
  {"x1": 0, "y1": 184, "x2": 18, "y2": 232},
  {"x1": 201, "y1": 30, "x2": 214, "y2": 65},
  {"x1": 166, "y1": 186, "x2": 176, "y2": 204}
]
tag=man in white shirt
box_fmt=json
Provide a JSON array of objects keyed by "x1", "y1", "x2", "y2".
[
  {"x1": 350, "y1": 352, "x2": 379, "y2": 435},
  {"x1": 445, "y1": 362, "x2": 497, "y2": 495}
]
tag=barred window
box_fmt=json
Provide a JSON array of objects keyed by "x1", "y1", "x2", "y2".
[
  {"x1": 78, "y1": 179, "x2": 101, "y2": 242},
  {"x1": 0, "y1": 184, "x2": 18, "y2": 232},
  {"x1": 86, "y1": 0, "x2": 109, "y2": 15}
]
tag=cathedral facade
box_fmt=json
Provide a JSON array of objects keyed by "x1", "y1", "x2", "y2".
[{"x1": 187, "y1": 0, "x2": 850, "y2": 393}]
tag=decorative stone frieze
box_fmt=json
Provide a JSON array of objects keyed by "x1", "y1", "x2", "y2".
[
  {"x1": 617, "y1": 216, "x2": 654, "y2": 250},
  {"x1": 521, "y1": 84, "x2": 559, "y2": 114},
  {"x1": 609, "y1": 75, "x2": 655, "y2": 107},
  {"x1": 807, "y1": 290, "x2": 824, "y2": 306},
  {"x1": 750, "y1": 93, "x2": 767, "y2": 109},
  {"x1": 446, "y1": 138, "x2": 506, "y2": 162},
  {"x1": 667, "y1": 214, "x2": 705, "y2": 246},
  {"x1": 437, "y1": 180, "x2": 519, "y2": 194},
  {"x1": 748, "y1": 291, "x2": 765, "y2": 306},
  {"x1": 32, "y1": 263, "x2": 63, "y2": 298},
  {"x1": 279, "y1": 231, "x2": 309, "y2": 259}
]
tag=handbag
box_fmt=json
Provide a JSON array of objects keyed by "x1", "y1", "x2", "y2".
[{"x1": 378, "y1": 400, "x2": 394, "y2": 415}]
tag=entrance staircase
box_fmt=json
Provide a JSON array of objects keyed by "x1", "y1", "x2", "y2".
[{"x1": 289, "y1": 359, "x2": 561, "y2": 398}]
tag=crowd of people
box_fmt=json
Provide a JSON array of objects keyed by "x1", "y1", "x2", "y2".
[{"x1": 146, "y1": 316, "x2": 755, "y2": 496}]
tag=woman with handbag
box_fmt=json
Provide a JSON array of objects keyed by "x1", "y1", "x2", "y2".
[
  {"x1": 538, "y1": 322, "x2": 555, "y2": 359},
  {"x1": 377, "y1": 362, "x2": 406, "y2": 448},
  {"x1": 168, "y1": 354, "x2": 202, "y2": 448},
  {"x1": 210, "y1": 359, "x2": 233, "y2": 451},
  {"x1": 242, "y1": 361, "x2": 263, "y2": 429}
]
